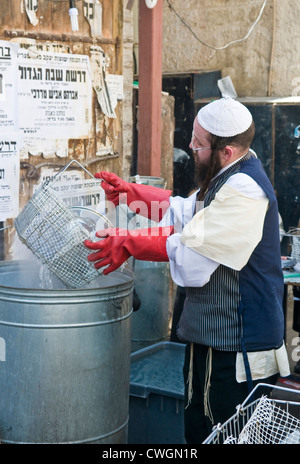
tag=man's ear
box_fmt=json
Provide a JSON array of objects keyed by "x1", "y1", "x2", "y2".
[{"x1": 221, "y1": 145, "x2": 234, "y2": 163}]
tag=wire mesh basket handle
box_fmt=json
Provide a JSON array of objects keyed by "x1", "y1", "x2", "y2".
[
  {"x1": 0, "y1": 160, "x2": 101, "y2": 233},
  {"x1": 44, "y1": 159, "x2": 100, "y2": 186},
  {"x1": 241, "y1": 382, "x2": 300, "y2": 408}
]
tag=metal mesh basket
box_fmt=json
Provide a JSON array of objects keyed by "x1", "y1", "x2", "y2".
[
  {"x1": 14, "y1": 160, "x2": 109, "y2": 289},
  {"x1": 203, "y1": 383, "x2": 300, "y2": 444},
  {"x1": 286, "y1": 228, "x2": 300, "y2": 261}
]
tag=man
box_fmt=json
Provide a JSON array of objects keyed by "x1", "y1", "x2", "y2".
[{"x1": 85, "y1": 98, "x2": 290, "y2": 443}]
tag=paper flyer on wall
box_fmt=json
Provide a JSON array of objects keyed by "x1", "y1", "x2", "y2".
[
  {"x1": 90, "y1": 45, "x2": 116, "y2": 118},
  {"x1": 37, "y1": 166, "x2": 105, "y2": 211},
  {"x1": 0, "y1": 40, "x2": 19, "y2": 133},
  {"x1": 84, "y1": 0, "x2": 103, "y2": 37},
  {"x1": 17, "y1": 49, "x2": 93, "y2": 145},
  {"x1": 0, "y1": 133, "x2": 21, "y2": 221}
]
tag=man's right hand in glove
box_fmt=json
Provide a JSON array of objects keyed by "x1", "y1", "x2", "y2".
[
  {"x1": 97, "y1": 171, "x2": 172, "y2": 223},
  {"x1": 84, "y1": 226, "x2": 173, "y2": 275}
]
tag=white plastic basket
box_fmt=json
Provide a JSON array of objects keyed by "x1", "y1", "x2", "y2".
[
  {"x1": 286, "y1": 228, "x2": 300, "y2": 262},
  {"x1": 203, "y1": 383, "x2": 300, "y2": 444},
  {"x1": 14, "y1": 160, "x2": 111, "y2": 289}
]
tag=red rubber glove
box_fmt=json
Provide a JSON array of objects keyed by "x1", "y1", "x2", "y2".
[
  {"x1": 97, "y1": 171, "x2": 172, "y2": 222},
  {"x1": 84, "y1": 226, "x2": 174, "y2": 275}
]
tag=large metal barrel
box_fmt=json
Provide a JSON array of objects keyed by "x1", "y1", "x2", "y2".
[
  {"x1": 128, "y1": 176, "x2": 171, "y2": 352},
  {"x1": 131, "y1": 261, "x2": 170, "y2": 352},
  {"x1": 0, "y1": 260, "x2": 133, "y2": 444}
]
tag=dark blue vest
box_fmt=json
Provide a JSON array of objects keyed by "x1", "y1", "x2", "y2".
[
  {"x1": 238, "y1": 156, "x2": 284, "y2": 351},
  {"x1": 177, "y1": 155, "x2": 284, "y2": 355}
]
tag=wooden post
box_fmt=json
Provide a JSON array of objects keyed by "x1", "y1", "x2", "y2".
[{"x1": 137, "y1": 0, "x2": 163, "y2": 176}]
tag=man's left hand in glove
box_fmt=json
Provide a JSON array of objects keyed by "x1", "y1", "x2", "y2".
[{"x1": 84, "y1": 226, "x2": 174, "y2": 275}]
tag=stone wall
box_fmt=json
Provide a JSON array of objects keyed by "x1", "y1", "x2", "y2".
[{"x1": 162, "y1": 0, "x2": 300, "y2": 97}]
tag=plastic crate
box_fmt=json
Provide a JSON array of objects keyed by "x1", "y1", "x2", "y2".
[{"x1": 128, "y1": 341, "x2": 186, "y2": 444}]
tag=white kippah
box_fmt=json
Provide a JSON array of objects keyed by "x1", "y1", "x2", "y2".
[{"x1": 197, "y1": 98, "x2": 253, "y2": 137}]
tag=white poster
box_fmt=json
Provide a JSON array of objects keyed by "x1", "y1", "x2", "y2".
[
  {"x1": 84, "y1": 0, "x2": 103, "y2": 37},
  {"x1": 106, "y1": 74, "x2": 124, "y2": 110},
  {"x1": 90, "y1": 45, "x2": 116, "y2": 118},
  {"x1": 24, "y1": 0, "x2": 39, "y2": 26},
  {"x1": 0, "y1": 41, "x2": 19, "y2": 132},
  {"x1": 0, "y1": 133, "x2": 20, "y2": 220},
  {"x1": 17, "y1": 49, "x2": 93, "y2": 142},
  {"x1": 38, "y1": 167, "x2": 105, "y2": 210}
]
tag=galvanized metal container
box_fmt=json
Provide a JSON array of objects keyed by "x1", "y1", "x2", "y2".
[
  {"x1": 129, "y1": 175, "x2": 166, "y2": 187},
  {"x1": 128, "y1": 176, "x2": 171, "y2": 352},
  {"x1": 0, "y1": 260, "x2": 133, "y2": 444},
  {"x1": 131, "y1": 260, "x2": 170, "y2": 352}
]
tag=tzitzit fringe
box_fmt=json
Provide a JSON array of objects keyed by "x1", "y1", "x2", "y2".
[
  {"x1": 204, "y1": 347, "x2": 214, "y2": 423},
  {"x1": 185, "y1": 344, "x2": 214, "y2": 423},
  {"x1": 185, "y1": 342, "x2": 194, "y2": 409}
]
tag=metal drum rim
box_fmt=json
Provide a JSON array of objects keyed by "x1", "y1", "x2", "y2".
[{"x1": 0, "y1": 260, "x2": 134, "y2": 299}]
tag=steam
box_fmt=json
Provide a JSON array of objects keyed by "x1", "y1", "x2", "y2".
[
  {"x1": 9, "y1": 235, "x2": 70, "y2": 290},
  {"x1": 7, "y1": 233, "x2": 126, "y2": 290}
]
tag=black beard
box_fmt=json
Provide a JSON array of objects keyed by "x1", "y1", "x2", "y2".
[
  {"x1": 194, "y1": 149, "x2": 222, "y2": 189},
  {"x1": 194, "y1": 161, "x2": 209, "y2": 187}
]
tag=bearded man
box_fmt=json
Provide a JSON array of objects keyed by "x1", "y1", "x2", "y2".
[{"x1": 84, "y1": 98, "x2": 290, "y2": 444}]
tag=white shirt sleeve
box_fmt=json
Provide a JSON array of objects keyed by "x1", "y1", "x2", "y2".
[
  {"x1": 165, "y1": 173, "x2": 268, "y2": 287},
  {"x1": 166, "y1": 233, "x2": 219, "y2": 287},
  {"x1": 160, "y1": 191, "x2": 198, "y2": 231}
]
